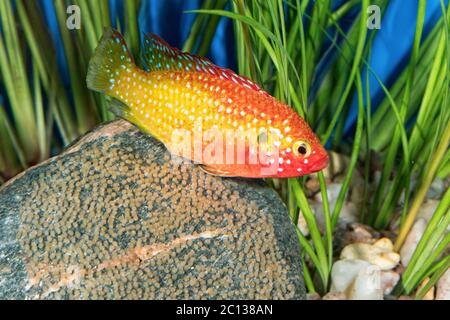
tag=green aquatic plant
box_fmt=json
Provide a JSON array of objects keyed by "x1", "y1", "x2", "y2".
[
  {"x1": 0, "y1": 0, "x2": 144, "y2": 176},
  {"x1": 0, "y1": 0, "x2": 448, "y2": 298}
]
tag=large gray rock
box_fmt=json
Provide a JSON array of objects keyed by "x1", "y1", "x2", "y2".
[{"x1": 0, "y1": 120, "x2": 305, "y2": 299}]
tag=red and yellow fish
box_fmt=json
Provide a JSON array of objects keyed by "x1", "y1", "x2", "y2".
[{"x1": 87, "y1": 28, "x2": 328, "y2": 178}]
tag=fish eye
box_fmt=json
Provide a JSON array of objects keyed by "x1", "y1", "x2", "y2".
[{"x1": 293, "y1": 141, "x2": 311, "y2": 157}]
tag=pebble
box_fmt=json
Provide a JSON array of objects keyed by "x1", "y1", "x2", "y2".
[
  {"x1": 315, "y1": 183, "x2": 341, "y2": 205},
  {"x1": 330, "y1": 259, "x2": 383, "y2": 300},
  {"x1": 380, "y1": 270, "x2": 400, "y2": 295},
  {"x1": 340, "y1": 238, "x2": 400, "y2": 271},
  {"x1": 426, "y1": 178, "x2": 445, "y2": 199},
  {"x1": 348, "y1": 169, "x2": 365, "y2": 207},
  {"x1": 436, "y1": 268, "x2": 450, "y2": 300},
  {"x1": 417, "y1": 200, "x2": 439, "y2": 222},
  {"x1": 340, "y1": 223, "x2": 379, "y2": 247},
  {"x1": 416, "y1": 200, "x2": 450, "y2": 232},
  {"x1": 306, "y1": 292, "x2": 321, "y2": 300},
  {"x1": 322, "y1": 291, "x2": 346, "y2": 300},
  {"x1": 400, "y1": 218, "x2": 427, "y2": 267},
  {"x1": 304, "y1": 178, "x2": 321, "y2": 197},
  {"x1": 416, "y1": 277, "x2": 435, "y2": 300},
  {"x1": 322, "y1": 151, "x2": 349, "y2": 180},
  {"x1": 299, "y1": 200, "x2": 358, "y2": 237},
  {"x1": 297, "y1": 210, "x2": 309, "y2": 236}
]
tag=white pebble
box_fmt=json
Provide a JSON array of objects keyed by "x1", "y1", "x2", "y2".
[
  {"x1": 436, "y1": 268, "x2": 450, "y2": 300},
  {"x1": 400, "y1": 218, "x2": 427, "y2": 267},
  {"x1": 340, "y1": 238, "x2": 400, "y2": 271},
  {"x1": 330, "y1": 259, "x2": 383, "y2": 300},
  {"x1": 380, "y1": 270, "x2": 400, "y2": 295}
]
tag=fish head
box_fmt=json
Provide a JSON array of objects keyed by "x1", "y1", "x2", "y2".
[{"x1": 265, "y1": 114, "x2": 329, "y2": 177}]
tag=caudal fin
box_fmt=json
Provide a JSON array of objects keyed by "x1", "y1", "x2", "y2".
[{"x1": 86, "y1": 28, "x2": 134, "y2": 93}]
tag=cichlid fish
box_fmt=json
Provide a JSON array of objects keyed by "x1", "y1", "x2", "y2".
[{"x1": 87, "y1": 28, "x2": 328, "y2": 178}]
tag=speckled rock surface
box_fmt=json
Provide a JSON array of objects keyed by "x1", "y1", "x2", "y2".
[{"x1": 0, "y1": 120, "x2": 305, "y2": 300}]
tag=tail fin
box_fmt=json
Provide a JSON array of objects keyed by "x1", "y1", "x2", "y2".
[{"x1": 86, "y1": 28, "x2": 134, "y2": 93}]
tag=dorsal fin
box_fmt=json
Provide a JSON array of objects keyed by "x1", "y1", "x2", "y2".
[{"x1": 141, "y1": 33, "x2": 263, "y2": 92}]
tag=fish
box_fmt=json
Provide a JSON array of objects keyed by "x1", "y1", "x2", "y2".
[{"x1": 86, "y1": 28, "x2": 328, "y2": 178}]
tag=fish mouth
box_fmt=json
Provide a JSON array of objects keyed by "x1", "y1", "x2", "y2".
[{"x1": 309, "y1": 152, "x2": 329, "y2": 173}]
